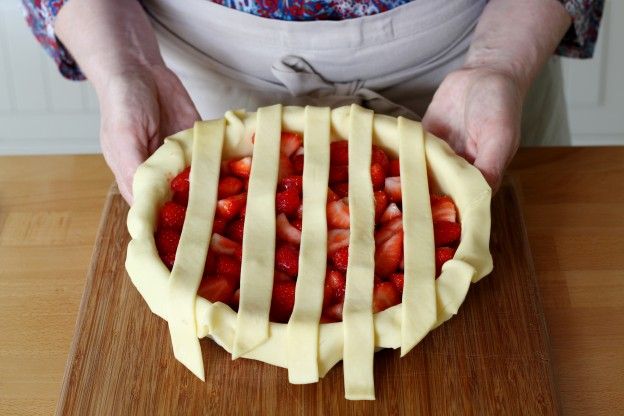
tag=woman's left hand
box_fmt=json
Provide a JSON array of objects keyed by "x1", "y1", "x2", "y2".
[{"x1": 422, "y1": 66, "x2": 524, "y2": 191}]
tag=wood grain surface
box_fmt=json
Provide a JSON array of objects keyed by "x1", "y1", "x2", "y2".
[
  {"x1": 53, "y1": 181, "x2": 557, "y2": 415},
  {"x1": 1, "y1": 148, "x2": 623, "y2": 415}
]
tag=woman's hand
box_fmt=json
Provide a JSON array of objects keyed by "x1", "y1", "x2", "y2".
[
  {"x1": 422, "y1": 67, "x2": 522, "y2": 190},
  {"x1": 98, "y1": 64, "x2": 200, "y2": 203}
]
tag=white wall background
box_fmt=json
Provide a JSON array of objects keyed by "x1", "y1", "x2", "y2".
[{"x1": 1, "y1": 0, "x2": 622, "y2": 155}]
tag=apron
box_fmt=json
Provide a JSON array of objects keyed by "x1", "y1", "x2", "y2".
[{"x1": 142, "y1": 0, "x2": 570, "y2": 145}]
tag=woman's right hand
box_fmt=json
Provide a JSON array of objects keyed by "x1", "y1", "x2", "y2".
[{"x1": 98, "y1": 64, "x2": 200, "y2": 203}]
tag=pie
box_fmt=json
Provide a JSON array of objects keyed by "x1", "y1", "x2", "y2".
[{"x1": 126, "y1": 104, "x2": 493, "y2": 400}]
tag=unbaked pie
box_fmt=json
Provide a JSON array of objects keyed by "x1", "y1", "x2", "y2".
[{"x1": 126, "y1": 104, "x2": 493, "y2": 400}]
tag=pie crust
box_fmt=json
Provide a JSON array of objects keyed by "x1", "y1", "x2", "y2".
[{"x1": 126, "y1": 104, "x2": 493, "y2": 400}]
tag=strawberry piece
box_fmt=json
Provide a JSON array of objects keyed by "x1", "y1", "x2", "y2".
[
  {"x1": 431, "y1": 194, "x2": 457, "y2": 223},
  {"x1": 433, "y1": 221, "x2": 461, "y2": 246},
  {"x1": 375, "y1": 230, "x2": 403, "y2": 277},
  {"x1": 229, "y1": 156, "x2": 252, "y2": 179},
  {"x1": 218, "y1": 176, "x2": 244, "y2": 199},
  {"x1": 216, "y1": 193, "x2": 247, "y2": 221},
  {"x1": 385, "y1": 177, "x2": 402, "y2": 203},
  {"x1": 328, "y1": 229, "x2": 350, "y2": 253},
  {"x1": 380, "y1": 203, "x2": 402, "y2": 223},
  {"x1": 295, "y1": 204, "x2": 303, "y2": 219},
  {"x1": 204, "y1": 250, "x2": 217, "y2": 275},
  {"x1": 275, "y1": 244, "x2": 299, "y2": 277},
  {"x1": 326, "y1": 268, "x2": 347, "y2": 303},
  {"x1": 374, "y1": 190, "x2": 389, "y2": 222},
  {"x1": 327, "y1": 188, "x2": 340, "y2": 202},
  {"x1": 278, "y1": 154, "x2": 294, "y2": 180},
  {"x1": 280, "y1": 175, "x2": 303, "y2": 194},
  {"x1": 330, "y1": 141, "x2": 349, "y2": 166},
  {"x1": 226, "y1": 218, "x2": 245, "y2": 242},
  {"x1": 389, "y1": 273, "x2": 404, "y2": 294},
  {"x1": 436, "y1": 247, "x2": 456, "y2": 276},
  {"x1": 322, "y1": 302, "x2": 344, "y2": 322},
  {"x1": 276, "y1": 188, "x2": 300, "y2": 217},
  {"x1": 370, "y1": 163, "x2": 386, "y2": 191},
  {"x1": 329, "y1": 165, "x2": 349, "y2": 183},
  {"x1": 280, "y1": 132, "x2": 303, "y2": 157},
  {"x1": 270, "y1": 281, "x2": 297, "y2": 323},
  {"x1": 389, "y1": 159, "x2": 400, "y2": 177},
  {"x1": 220, "y1": 160, "x2": 231, "y2": 175},
  {"x1": 198, "y1": 275, "x2": 235, "y2": 304},
  {"x1": 291, "y1": 154, "x2": 304, "y2": 175},
  {"x1": 327, "y1": 199, "x2": 350, "y2": 229},
  {"x1": 155, "y1": 229, "x2": 180, "y2": 255},
  {"x1": 171, "y1": 167, "x2": 191, "y2": 205},
  {"x1": 373, "y1": 281, "x2": 401, "y2": 313},
  {"x1": 274, "y1": 270, "x2": 293, "y2": 283},
  {"x1": 210, "y1": 233, "x2": 242, "y2": 259},
  {"x1": 216, "y1": 255, "x2": 241, "y2": 278},
  {"x1": 276, "y1": 213, "x2": 302, "y2": 245},
  {"x1": 159, "y1": 201, "x2": 186, "y2": 231},
  {"x1": 371, "y1": 145, "x2": 390, "y2": 173},
  {"x1": 291, "y1": 218, "x2": 302, "y2": 231},
  {"x1": 231, "y1": 289, "x2": 240, "y2": 310},
  {"x1": 160, "y1": 252, "x2": 176, "y2": 270},
  {"x1": 212, "y1": 218, "x2": 227, "y2": 235},
  {"x1": 332, "y1": 182, "x2": 349, "y2": 198},
  {"x1": 330, "y1": 246, "x2": 349, "y2": 273},
  {"x1": 375, "y1": 217, "x2": 403, "y2": 246}
]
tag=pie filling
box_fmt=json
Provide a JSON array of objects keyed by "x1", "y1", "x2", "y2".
[{"x1": 154, "y1": 132, "x2": 461, "y2": 324}]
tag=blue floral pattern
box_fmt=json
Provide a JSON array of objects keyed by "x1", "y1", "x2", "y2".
[{"x1": 22, "y1": 0, "x2": 604, "y2": 80}]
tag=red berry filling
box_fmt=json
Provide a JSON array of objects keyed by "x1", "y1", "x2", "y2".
[{"x1": 155, "y1": 133, "x2": 461, "y2": 323}]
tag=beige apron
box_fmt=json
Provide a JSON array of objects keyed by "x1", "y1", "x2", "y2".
[{"x1": 143, "y1": 0, "x2": 570, "y2": 145}]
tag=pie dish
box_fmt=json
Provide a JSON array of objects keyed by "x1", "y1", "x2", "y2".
[{"x1": 126, "y1": 104, "x2": 493, "y2": 400}]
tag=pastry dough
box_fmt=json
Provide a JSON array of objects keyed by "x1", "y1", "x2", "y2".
[{"x1": 125, "y1": 105, "x2": 494, "y2": 399}]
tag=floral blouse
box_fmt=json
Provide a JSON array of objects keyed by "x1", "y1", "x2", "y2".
[{"x1": 22, "y1": 0, "x2": 605, "y2": 81}]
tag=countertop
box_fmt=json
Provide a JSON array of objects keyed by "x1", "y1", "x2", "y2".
[{"x1": 0, "y1": 147, "x2": 622, "y2": 415}]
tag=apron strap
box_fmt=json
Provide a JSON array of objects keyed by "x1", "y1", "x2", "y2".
[{"x1": 272, "y1": 55, "x2": 420, "y2": 120}]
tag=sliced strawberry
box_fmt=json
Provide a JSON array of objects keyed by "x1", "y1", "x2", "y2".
[
  {"x1": 204, "y1": 250, "x2": 217, "y2": 275},
  {"x1": 327, "y1": 188, "x2": 340, "y2": 202},
  {"x1": 212, "y1": 218, "x2": 227, "y2": 235},
  {"x1": 216, "y1": 193, "x2": 247, "y2": 221},
  {"x1": 436, "y1": 247, "x2": 456, "y2": 276},
  {"x1": 276, "y1": 213, "x2": 302, "y2": 245},
  {"x1": 198, "y1": 275, "x2": 235, "y2": 304},
  {"x1": 322, "y1": 301, "x2": 344, "y2": 322},
  {"x1": 216, "y1": 255, "x2": 241, "y2": 278},
  {"x1": 220, "y1": 161, "x2": 231, "y2": 175},
  {"x1": 389, "y1": 273, "x2": 404, "y2": 294},
  {"x1": 332, "y1": 182, "x2": 349, "y2": 198},
  {"x1": 291, "y1": 154, "x2": 304, "y2": 175},
  {"x1": 276, "y1": 188, "x2": 300, "y2": 217},
  {"x1": 229, "y1": 156, "x2": 252, "y2": 179},
  {"x1": 291, "y1": 218, "x2": 302, "y2": 231},
  {"x1": 380, "y1": 203, "x2": 402, "y2": 223},
  {"x1": 274, "y1": 270, "x2": 293, "y2": 283},
  {"x1": 231, "y1": 289, "x2": 240, "y2": 310},
  {"x1": 280, "y1": 175, "x2": 303, "y2": 194},
  {"x1": 371, "y1": 145, "x2": 390, "y2": 173},
  {"x1": 433, "y1": 221, "x2": 461, "y2": 246},
  {"x1": 160, "y1": 252, "x2": 176, "y2": 270},
  {"x1": 431, "y1": 194, "x2": 457, "y2": 223},
  {"x1": 278, "y1": 154, "x2": 294, "y2": 180},
  {"x1": 329, "y1": 165, "x2": 349, "y2": 183},
  {"x1": 374, "y1": 190, "x2": 389, "y2": 222},
  {"x1": 370, "y1": 163, "x2": 386, "y2": 191},
  {"x1": 389, "y1": 159, "x2": 400, "y2": 177},
  {"x1": 159, "y1": 201, "x2": 186, "y2": 231},
  {"x1": 373, "y1": 281, "x2": 401, "y2": 313},
  {"x1": 295, "y1": 204, "x2": 303, "y2": 219},
  {"x1": 218, "y1": 176, "x2": 244, "y2": 199},
  {"x1": 280, "y1": 132, "x2": 303, "y2": 157},
  {"x1": 385, "y1": 177, "x2": 402, "y2": 203},
  {"x1": 330, "y1": 140, "x2": 349, "y2": 166},
  {"x1": 325, "y1": 268, "x2": 346, "y2": 303},
  {"x1": 275, "y1": 244, "x2": 299, "y2": 277},
  {"x1": 326, "y1": 199, "x2": 350, "y2": 229},
  {"x1": 171, "y1": 167, "x2": 191, "y2": 205},
  {"x1": 155, "y1": 229, "x2": 180, "y2": 255},
  {"x1": 323, "y1": 278, "x2": 334, "y2": 309},
  {"x1": 328, "y1": 229, "x2": 350, "y2": 253},
  {"x1": 330, "y1": 246, "x2": 349, "y2": 273},
  {"x1": 226, "y1": 218, "x2": 245, "y2": 243},
  {"x1": 270, "y1": 281, "x2": 297, "y2": 323},
  {"x1": 375, "y1": 230, "x2": 403, "y2": 277},
  {"x1": 375, "y1": 217, "x2": 403, "y2": 246},
  {"x1": 210, "y1": 233, "x2": 242, "y2": 259}
]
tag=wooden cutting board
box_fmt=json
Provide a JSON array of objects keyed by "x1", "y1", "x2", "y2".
[{"x1": 56, "y1": 179, "x2": 559, "y2": 415}]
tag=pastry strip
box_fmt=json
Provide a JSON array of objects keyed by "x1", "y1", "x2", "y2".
[
  {"x1": 342, "y1": 104, "x2": 376, "y2": 400},
  {"x1": 286, "y1": 106, "x2": 331, "y2": 384},
  {"x1": 398, "y1": 117, "x2": 437, "y2": 355},
  {"x1": 167, "y1": 119, "x2": 225, "y2": 380},
  {"x1": 233, "y1": 104, "x2": 282, "y2": 358}
]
